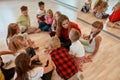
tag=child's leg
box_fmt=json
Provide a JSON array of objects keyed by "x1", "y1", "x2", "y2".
[
  {"x1": 26, "y1": 27, "x2": 37, "y2": 34},
  {"x1": 1, "y1": 67, "x2": 15, "y2": 80},
  {"x1": 38, "y1": 22, "x2": 46, "y2": 30},
  {"x1": 19, "y1": 26, "x2": 28, "y2": 33},
  {"x1": 106, "y1": 21, "x2": 115, "y2": 27}
]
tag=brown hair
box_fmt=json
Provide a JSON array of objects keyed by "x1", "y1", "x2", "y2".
[
  {"x1": 6, "y1": 23, "x2": 19, "y2": 45},
  {"x1": 57, "y1": 14, "x2": 70, "y2": 36},
  {"x1": 49, "y1": 36, "x2": 61, "y2": 50},
  {"x1": 92, "y1": 21, "x2": 103, "y2": 30},
  {"x1": 69, "y1": 28, "x2": 80, "y2": 42},
  {"x1": 89, "y1": 21, "x2": 103, "y2": 43},
  {"x1": 15, "y1": 53, "x2": 33, "y2": 80},
  {"x1": 20, "y1": 6, "x2": 28, "y2": 11},
  {"x1": 38, "y1": 1, "x2": 44, "y2": 7}
]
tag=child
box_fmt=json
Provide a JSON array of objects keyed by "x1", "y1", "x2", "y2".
[
  {"x1": 17, "y1": 6, "x2": 38, "y2": 34},
  {"x1": 36, "y1": 1, "x2": 46, "y2": 22},
  {"x1": 6, "y1": 23, "x2": 38, "y2": 50},
  {"x1": 38, "y1": 9, "x2": 53, "y2": 31},
  {"x1": 80, "y1": 21, "x2": 103, "y2": 58},
  {"x1": 9, "y1": 35, "x2": 40, "y2": 64},
  {"x1": 81, "y1": 0, "x2": 92, "y2": 13},
  {"x1": 50, "y1": 11, "x2": 62, "y2": 37},
  {"x1": 56, "y1": 14, "x2": 81, "y2": 50},
  {"x1": 46, "y1": 36, "x2": 80, "y2": 80},
  {"x1": 69, "y1": 28, "x2": 92, "y2": 72},
  {"x1": 93, "y1": 0, "x2": 109, "y2": 19},
  {"x1": 51, "y1": 11, "x2": 62, "y2": 31},
  {"x1": 0, "y1": 51, "x2": 15, "y2": 80},
  {"x1": 14, "y1": 53, "x2": 53, "y2": 80},
  {"x1": 106, "y1": 2, "x2": 120, "y2": 29}
]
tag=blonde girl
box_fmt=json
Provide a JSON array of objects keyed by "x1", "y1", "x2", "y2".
[
  {"x1": 46, "y1": 36, "x2": 79, "y2": 80},
  {"x1": 38, "y1": 9, "x2": 53, "y2": 31}
]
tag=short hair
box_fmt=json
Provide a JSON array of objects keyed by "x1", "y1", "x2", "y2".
[
  {"x1": 92, "y1": 21, "x2": 103, "y2": 30},
  {"x1": 69, "y1": 28, "x2": 80, "y2": 42},
  {"x1": 20, "y1": 6, "x2": 28, "y2": 11},
  {"x1": 38, "y1": 1, "x2": 44, "y2": 6}
]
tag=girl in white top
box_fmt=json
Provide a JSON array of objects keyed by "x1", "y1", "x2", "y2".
[
  {"x1": 80, "y1": 21, "x2": 103, "y2": 59},
  {"x1": 14, "y1": 53, "x2": 53, "y2": 80}
]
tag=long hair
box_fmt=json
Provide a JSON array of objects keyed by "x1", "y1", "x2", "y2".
[
  {"x1": 6, "y1": 23, "x2": 19, "y2": 45},
  {"x1": 57, "y1": 14, "x2": 71, "y2": 36},
  {"x1": 15, "y1": 53, "x2": 33, "y2": 80},
  {"x1": 47, "y1": 9, "x2": 53, "y2": 18},
  {"x1": 54, "y1": 11, "x2": 62, "y2": 25}
]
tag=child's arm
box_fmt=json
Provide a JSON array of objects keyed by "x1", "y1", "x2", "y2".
[
  {"x1": 92, "y1": 36, "x2": 102, "y2": 56},
  {"x1": 43, "y1": 59, "x2": 54, "y2": 74},
  {"x1": 0, "y1": 51, "x2": 15, "y2": 56}
]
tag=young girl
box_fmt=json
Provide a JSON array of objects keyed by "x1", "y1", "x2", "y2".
[
  {"x1": 9, "y1": 35, "x2": 40, "y2": 64},
  {"x1": 80, "y1": 21, "x2": 103, "y2": 58},
  {"x1": 106, "y1": 2, "x2": 120, "y2": 29},
  {"x1": 51, "y1": 11, "x2": 62, "y2": 31},
  {"x1": 36, "y1": 1, "x2": 46, "y2": 22},
  {"x1": 17, "y1": 6, "x2": 38, "y2": 34},
  {"x1": 6, "y1": 23, "x2": 38, "y2": 50},
  {"x1": 38, "y1": 9, "x2": 53, "y2": 31},
  {"x1": 81, "y1": 0, "x2": 92, "y2": 13},
  {"x1": 0, "y1": 51, "x2": 15, "y2": 80},
  {"x1": 49, "y1": 11, "x2": 62, "y2": 37},
  {"x1": 56, "y1": 14, "x2": 81, "y2": 50},
  {"x1": 69, "y1": 28, "x2": 92, "y2": 72},
  {"x1": 14, "y1": 53, "x2": 53, "y2": 80},
  {"x1": 93, "y1": 0, "x2": 109, "y2": 19},
  {"x1": 46, "y1": 36, "x2": 80, "y2": 80}
]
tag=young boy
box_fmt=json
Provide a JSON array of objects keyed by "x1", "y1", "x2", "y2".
[
  {"x1": 36, "y1": 1, "x2": 46, "y2": 22},
  {"x1": 17, "y1": 6, "x2": 38, "y2": 34}
]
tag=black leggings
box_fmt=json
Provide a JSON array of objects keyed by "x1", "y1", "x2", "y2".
[
  {"x1": 59, "y1": 37, "x2": 71, "y2": 50},
  {"x1": 1, "y1": 67, "x2": 15, "y2": 80},
  {"x1": 41, "y1": 69, "x2": 53, "y2": 80}
]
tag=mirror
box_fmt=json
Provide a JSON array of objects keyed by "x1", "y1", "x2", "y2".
[{"x1": 54, "y1": 0, "x2": 120, "y2": 39}]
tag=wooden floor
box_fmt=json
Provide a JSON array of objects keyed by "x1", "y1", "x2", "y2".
[{"x1": 0, "y1": 0, "x2": 120, "y2": 80}]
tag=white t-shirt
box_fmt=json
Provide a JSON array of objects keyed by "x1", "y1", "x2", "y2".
[
  {"x1": 70, "y1": 40, "x2": 85, "y2": 57},
  {"x1": 14, "y1": 67, "x2": 44, "y2": 80},
  {"x1": 37, "y1": 9, "x2": 46, "y2": 17}
]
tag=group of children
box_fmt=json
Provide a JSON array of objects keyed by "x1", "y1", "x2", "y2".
[
  {"x1": 81, "y1": 0, "x2": 120, "y2": 30},
  {"x1": 0, "y1": 1, "x2": 105, "y2": 80}
]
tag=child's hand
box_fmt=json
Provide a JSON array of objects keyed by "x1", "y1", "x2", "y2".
[{"x1": 45, "y1": 60, "x2": 49, "y2": 67}]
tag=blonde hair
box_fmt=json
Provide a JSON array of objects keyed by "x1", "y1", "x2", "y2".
[
  {"x1": 49, "y1": 36, "x2": 61, "y2": 50},
  {"x1": 9, "y1": 35, "x2": 25, "y2": 52},
  {"x1": 55, "y1": 11, "x2": 61, "y2": 18},
  {"x1": 69, "y1": 28, "x2": 81, "y2": 42},
  {"x1": 47, "y1": 9, "x2": 53, "y2": 18}
]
